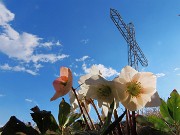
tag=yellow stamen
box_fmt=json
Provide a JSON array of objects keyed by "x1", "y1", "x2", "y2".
[{"x1": 126, "y1": 81, "x2": 141, "y2": 97}]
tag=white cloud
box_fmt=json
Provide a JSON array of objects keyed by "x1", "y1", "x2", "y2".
[
  {"x1": 25, "y1": 98, "x2": 39, "y2": 105},
  {"x1": 156, "y1": 73, "x2": 165, "y2": 78},
  {"x1": 0, "y1": 63, "x2": 11, "y2": 70},
  {"x1": 0, "y1": 2, "x2": 69, "y2": 75},
  {"x1": 73, "y1": 72, "x2": 83, "y2": 77},
  {"x1": 76, "y1": 56, "x2": 90, "y2": 62},
  {"x1": 40, "y1": 40, "x2": 61, "y2": 48},
  {"x1": 82, "y1": 63, "x2": 119, "y2": 78},
  {"x1": 31, "y1": 54, "x2": 69, "y2": 63},
  {"x1": 176, "y1": 74, "x2": 180, "y2": 76},
  {"x1": 174, "y1": 68, "x2": 180, "y2": 71},
  {"x1": 80, "y1": 39, "x2": 89, "y2": 44},
  {"x1": 82, "y1": 63, "x2": 90, "y2": 73},
  {"x1": 0, "y1": 63, "x2": 37, "y2": 75},
  {"x1": 0, "y1": 25, "x2": 40, "y2": 62},
  {"x1": 74, "y1": 72, "x2": 79, "y2": 77},
  {"x1": 33, "y1": 63, "x2": 43, "y2": 71},
  {"x1": 0, "y1": 24, "x2": 68, "y2": 63},
  {"x1": 25, "y1": 98, "x2": 33, "y2": 103},
  {"x1": 0, "y1": 2, "x2": 14, "y2": 25}
]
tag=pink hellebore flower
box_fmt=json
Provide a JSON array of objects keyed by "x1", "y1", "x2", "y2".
[{"x1": 50, "y1": 67, "x2": 73, "y2": 101}]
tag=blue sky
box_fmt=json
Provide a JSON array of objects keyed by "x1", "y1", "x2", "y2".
[{"x1": 0, "y1": 0, "x2": 180, "y2": 126}]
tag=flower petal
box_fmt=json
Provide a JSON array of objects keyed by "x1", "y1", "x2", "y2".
[
  {"x1": 50, "y1": 92, "x2": 62, "y2": 101},
  {"x1": 136, "y1": 95, "x2": 150, "y2": 109},
  {"x1": 85, "y1": 75, "x2": 107, "y2": 86},
  {"x1": 50, "y1": 67, "x2": 73, "y2": 101},
  {"x1": 113, "y1": 81, "x2": 129, "y2": 102},
  {"x1": 113, "y1": 77, "x2": 127, "y2": 84},
  {"x1": 132, "y1": 72, "x2": 156, "y2": 89},
  {"x1": 121, "y1": 95, "x2": 138, "y2": 111},
  {"x1": 60, "y1": 66, "x2": 69, "y2": 77},
  {"x1": 78, "y1": 65, "x2": 100, "y2": 84},
  {"x1": 101, "y1": 103, "x2": 109, "y2": 120},
  {"x1": 118, "y1": 66, "x2": 138, "y2": 82}
]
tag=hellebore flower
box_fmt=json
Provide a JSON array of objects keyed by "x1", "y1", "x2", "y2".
[
  {"x1": 69, "y1": 90, "x2": 91, "y2": 113},
  {"x1": 114, "y1": 66, "x2": 156, "y2": 111},
  {"x1": 78, "y1": 65, "x2": 101, "y2": 84},
  {"x1": 101, "y1": 103, "x2": 109, "y2": 121},
  {"x1": 78, "y1": 65, "x2": 102, "y2": 97},
  {"x1": 79, "y1": 75, "x2": 118, "y2": 108},
  {"x1": 50, "y1": 67, "x2": 72, "y2": 101}
]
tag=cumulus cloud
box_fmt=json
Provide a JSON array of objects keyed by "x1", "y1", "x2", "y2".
[
  {"x1": 0, "y1": 63, "x2": 37, "y2": 75},
  {"x1": 82, "y1": 63, "x2": 119, "y2": 78},
  {"x1": 0, "y1": 2, "x2": 14, "y2": 25},
  {"x1": 156, "y1": 73, "x2": 165, "y2": 78},
  {"x1": 0, "y1": 2, "x2": 69, "y2": 75},
  {"x1": 75, "y1": 56, "x2": 90, "y2": 62},
  {"x1": 0, "y1": 26, "x2": 40, "y2": 62},
  {"x1": 0, "y1": 22, "x2": 68, "y2": 63}
]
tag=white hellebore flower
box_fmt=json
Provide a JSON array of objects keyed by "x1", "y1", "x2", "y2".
[
  {"x1": 114, "y1": 66, "x2": 157, "y2": 111},
  {"x1": 78, "y1": 65, "x2": 102, "y2": 84},
  {"x1": 80, "y1": 75, "x2": 118, "y2": 108},
  {"x1": 101, "y1": 103, "x2": 109, "y2": 121},
  {"x1": 69, "y1": 90, "x2": 91, "y2": 113},
  {"x1": 78, "y1": 65, "x2": 102, "y2": 97}
]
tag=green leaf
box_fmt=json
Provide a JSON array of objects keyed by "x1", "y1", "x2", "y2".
[
  {"x1": 71, "y1": 120, "x2": 84, "y2": 131},
  {"x1": 100, "y1": 100, "x2": 114, "y2": 134},
  {"x1": 136, "y1": 115, "x2": 149, "y2": 126},
  {"x1": 58, "y1": 98, "x2": 71, "y2": 127},
  {"x1": 72, "y1": 130, "x2": 99, "y2": 135},
  {"x1": 48, "y1": 114, "x2": 60, "y2": 132},
  {"x1": 167, "y1": 90, "x2": 180, "y2": 124},
  {"x1": 160, "y1": 98, "x2": 174, "y2": 124},
  {"x1": 147, "y1": 115, "x2": 171, "y2": 133},
  {"x1": 64, "y1": 113, "x2": 81, "y2": 127}
]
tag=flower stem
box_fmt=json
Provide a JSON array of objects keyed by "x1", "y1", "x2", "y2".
[
  {"x1": 114, "y1": 109, "x2": 123, "y2": 135},
  {"x1": 81, "y1": 102, "x2": 96, "y2": 130},
  {"x1": 126, "y1": 110, "x2": 130, "y2": 135},
  {"x1": 132, "y1": 111, "x2": 137, "y2": 135},
  {"x1": 71, "y1": 87, "x2": 91, "y2": 130},
  {"x1": 129, "y1": 111, "x2": 133, "y2": 131},
  {"x1": 90, "y1": 98, "x2": 103, "y2": 125},
  {"x1": 102, "y1": 109, "x2": 127, "y2": 135}
]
